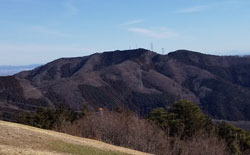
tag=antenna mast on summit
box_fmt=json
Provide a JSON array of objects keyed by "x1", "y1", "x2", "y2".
[
  {"x1": 161, "y1": 48, "x2": 165, "y2": 55},
  {"x1": 150, "y1": 43, "x2": 154, "y2": 51}
]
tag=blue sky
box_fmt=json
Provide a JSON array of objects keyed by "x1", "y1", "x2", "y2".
[{"x1": 1, "y1": 0, "x2": 250, "y2": 65}]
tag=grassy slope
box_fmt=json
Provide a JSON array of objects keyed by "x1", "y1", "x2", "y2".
[{"x1": 0, "y1": 121, "x2": 151, "y2": 155}]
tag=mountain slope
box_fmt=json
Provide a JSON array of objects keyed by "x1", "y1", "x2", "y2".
[
  {"x1": 1, "y1": 49, "x2": 250, "y2": 121},
  {"x1": 0, "y1": 120, "x2": 149, "y2": 155}
]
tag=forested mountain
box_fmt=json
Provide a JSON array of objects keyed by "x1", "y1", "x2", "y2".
[{"x1": 1, "y1": 49, "x2": 250, "y2": 121}]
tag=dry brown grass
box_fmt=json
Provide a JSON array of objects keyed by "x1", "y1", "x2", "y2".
[
  {"x1": 0, "y1": 145, "x2": 64, "y2": 155},
  {"x1": 0, "y1": 120, "x2": 151, "y2": 155}
]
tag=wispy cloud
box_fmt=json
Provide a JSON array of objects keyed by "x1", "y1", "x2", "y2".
[
  {"x1": 30, "y1": 26, "x2": 72, "y2": 38},
  {"x1": 120, "y1": 20, "x2": 144, "y2": 26},
  {"x1": 0, "y1": 0, "x2": 33, "y2": 2},
  {"x1": 0, "y1": 43, "x2": 92, "y2": 65},
  {"x1": 62, "y1": 0, "x2": 79, "y2": 16},
  {"x1": 176, "y1": 5, "x2": 209, "y2": 14},
  {"x1": 128, "y1": 27, "x2": 179, "y2": 39},
  {"x1": 0, "y1": 43, "x2": 90, "y2": 53}
]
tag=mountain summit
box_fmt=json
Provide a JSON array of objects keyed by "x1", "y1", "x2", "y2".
[{"x1": 1, "y1": 49, "x2": 250, "y2": 121}]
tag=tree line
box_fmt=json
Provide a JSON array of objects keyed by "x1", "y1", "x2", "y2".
[{"x1": 18, "y1": 100, "x2": 250, "y2": 155}]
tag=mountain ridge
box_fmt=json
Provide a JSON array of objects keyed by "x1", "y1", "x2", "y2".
[{"x1": 1, "y1": 48, "x2": 250, "y2": 121}]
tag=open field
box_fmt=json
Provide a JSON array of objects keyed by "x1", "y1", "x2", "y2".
[{"x1": 0, "y1": 121, "x2": 151, "y2": 155}]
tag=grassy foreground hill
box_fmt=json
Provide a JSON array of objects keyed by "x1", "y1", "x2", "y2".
[{"x1": 0, "y1": 120, "x2": 150, "y2": 155}]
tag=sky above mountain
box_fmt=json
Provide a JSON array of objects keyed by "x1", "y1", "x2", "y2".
[{"x1": 1, "y1": 0, "x2": 250, "y2": 65}]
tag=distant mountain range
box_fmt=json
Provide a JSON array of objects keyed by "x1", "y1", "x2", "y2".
[
  {"x1": 0, "y1": 64, "x2": 41, "y2": 76},
  {"x1": 1, "y1": 49, "x2": 250, "y2": 122}
]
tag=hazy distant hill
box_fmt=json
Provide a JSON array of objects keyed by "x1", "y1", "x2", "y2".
[
  {"x1": 0, "y1": 64, "x2": 40, "y2": 76},
  {"x1": 1, "y1": 49, "x2": 250, "y2": 122}
]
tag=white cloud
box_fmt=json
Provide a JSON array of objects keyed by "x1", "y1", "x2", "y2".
[
  {"x1": 176, "y1": 5, "x2": 208, "y2": 13},
  {"x1": 0, "y1": 0, "x2": 32, "y2": 2},
  {"x1": 120, "y1": 20, "x2": 144, "y2": 26},
  {"x1": 62, "y1": 0, "x2": 79, "y2": 16},
  {"x1": 128, "y1": 27, "x2": 179, "y2": 39},
  {"x1": 30, "y1": 26, "x2": 72, "y2": 38},
  {"x1": 0, "y1": 43, "x2": 92, "y2": 65}
]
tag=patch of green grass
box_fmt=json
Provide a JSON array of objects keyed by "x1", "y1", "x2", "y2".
[{"x1": 48, "y1": 140, "x2": 127, "y2": 155}]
